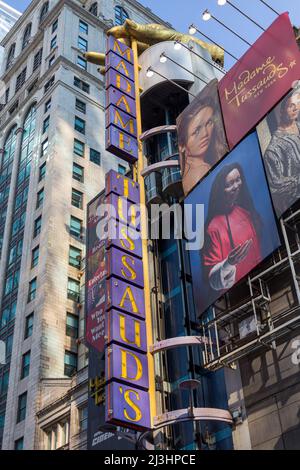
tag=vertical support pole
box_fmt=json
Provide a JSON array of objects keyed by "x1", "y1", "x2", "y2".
[{"x1": 131, "y1": 39, "x2": 156, "y2": 426}]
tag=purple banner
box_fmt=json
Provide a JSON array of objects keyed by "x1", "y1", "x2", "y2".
[
  {"x1": 105, "y1": 381, "x2": 151, "y2": 431},
  {"x1": 106, "y1": 51, "x2": 134, "y2": 80},
  {"x1": 106, "y1": 344, "x2": 149, "y2": 390},
  {"x1": 107, "y1": 247, "x2": 144, "y2": 288},
  {"x1": 106, "y1": 35, "x2": 133, "y2": 64},
  {"x1": 106, "y1": 87, "x2": 136, "y2": 117},
  {"x1": 106, "y1": 277, "x2": 145, "y2": 319},
  {"x1": 105, "y1": 169, "x2": 140, "y2": 204},
  {"x1": 105, "y1": 68, "x2": 135, "y2": 99},
  {"x1": 105, "y1": 309, "x2": 147, "y2": 353},
  {"x1": 106, "y1": 105, "x2": 137, "y2": 138}
]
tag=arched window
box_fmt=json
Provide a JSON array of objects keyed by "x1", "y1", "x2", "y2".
[
  {"x1": 21, "y1": 104, "x2": 37, "y2": 149},
  {"x1": 115, "y1": 6, "x2": 129, "y2": 26},
  {"x1": 39, "y1": 2, "x2": 49, "y2": 24},
  {"x1": 22, "y1": 23, "x2": 32, "y2": 50},
  {"x1": 6, "y1": 43, "x2": 15, "y2": 70},
  {"x1": 2, "y1": 126, "x2": 17, "y2": 170},
  {"x1": 89, "y1": 2, "x2": 98, "y2": 16}
]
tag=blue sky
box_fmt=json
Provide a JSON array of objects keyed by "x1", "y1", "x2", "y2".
[{"x1": 4, "y1": 0, "x2": 300, "y2": 68}]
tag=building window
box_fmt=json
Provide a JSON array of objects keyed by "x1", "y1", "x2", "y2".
[
  {"x1": 75, "y1": 99, "x2": 86, "y2": 114},
  {"x1": 1, "y1": 370, "x2": 9, "y2": 394},
  {"x1": 50, "y1": 36, "x2": 57, "y2": 50},
  {"x1": 17, "y1": 392, "x2": 27, "y2": 423},
  {"x1": 33, "y1": 48, "x2": 43, "y2": 71},
  {"x1": 31, "y1": 246, "x2": 39, "y2": 268},
  {"x1": 25, "y1": 313, "x2": 34, "y2": 339},
  {"x1": 45, "y1": 421, "x2": 69, "y2": 450},
  {"x1": 44, "y1": 76, "x2": 55, "y2": 94},
  {"x1": 64, "y1": 350, "x2": 77, "y2": 377},
  {"x1": 28, "y1": 278, "x2": 37, "y2": 302},
  {"x1": 74, "y1": 139, "x2": 85, "y2": 157},
  {"x1": 79, "y1": 407, "x2": 87, "y2": 432},
  {"x1": 72, "y1": 163, "x2": 84, "y2": 182},
  {"x1": 1, "y1": 301, "x2": 17, "y2": 328},
  {"x1": 89, "y1": 2, "x2": 98, "y2": 16},
  {"x1": 43, "y1": 116, "x2": 50, "y2": 134},
  {"x1": 66, "y1": 312, "x2": 79, "y2": 338},
  {"x1": 77, "y1": 56, "x2": 87, "y2": 70},
  {"x1": 71, "y1": 189, "x2": 83, "y2": 209},
  {"x1": 5, "y1": 87, "x2": 9, "y2": 103},
  {"x1": 115, "y1": 5, "x2": 129, "y2": 26},
  {"x1": 45, "y1": 98, "x2": 51, "y2": 113},
  {"x1": 15, "y1": 438, "x2": 24, "y2": 450},
  {"x1": 69, "y1": 246, "x2": 81, "y2": 268},
  {"x1": 48, "y1": 55, "x2": 55, "y2": 68},
  {"x1": 41, "y1": 139, "x2": 48, "y2": 157},
  {"x1": 15, "y1": 68, "x2": 27, "y2": 93},
  {"x1": 74, "y1": 76, "x2": 89, "y2": 94},
  {"x1": 78, "y1": 36, "x2": 88, "y2": 51},
  {"x1": 67, "y1": 278, "x2": 80, "y2": 302},
  {"x1": 36, "y1": 188, "x2": 44, "y2": 208},
  {"x1": 33, "y1": 216, "x2": 42, "y2": 238},
  {"x1": 39, "y1": 162, "x2": 46, "y2": 182},
  {"x1": 27, "y1": 79, "x2": 38, "y2": 95},
  {"x1": 6, "y1": 334, "x2": 13, "y2": 361},
  {"x1": 22, "y1": 23, "x2": 32, "y2": 50},
  {"x1": 21, "y1": 351, "x2": 31, "y2": 379},
  {"x1": 74, "y1": 116, "x2": 85, "y2": 134},
  {"x1": 118, "y1": 164, "x2": 126, "y2": 175},
  {"x1": 6, "y1": 43, "x2": 15, "y2": 70},
  {"x1": 90, "y1": 148, "x2": 101, "y2": 165},
  {"x1": 79, "y1": 20, "x2": 88, "y2": 34},
  {"x1": 52, "y1": 18, "x2": 58, "y2": 33},
  {"x1": 4, "y1": 269, "x2": 20, "y2": 296},
  {"x1": 70, "y1": 216, "x2": 82, "y2": 238},
  {"x1": 39, "y1": 2, "x2": 49, "y2": 23}
]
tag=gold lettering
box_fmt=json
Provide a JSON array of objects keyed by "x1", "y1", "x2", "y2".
[
  {"x1": 119, "y1": 286, "x2": 139, "y2": 313},
  {"x1": 121, "y1": 255, "x2": 137, "y2": 281},
  {"x1": 119, "y1": 313, "x2": 141, "y2": 347},
  {"x1": 120, "y1": 227, "x2": 136, "y2": 251},
  {"x1": 116, "y1": 59, "x2": 130, "y2": 77},
  {"x1": 121, "y1": 349, "x2": 143, "y2": 381},
  {"x1": 113, "y1": 40, "x2": 132, "y2": 62},
  {"x1": 116, "y1": 174, "x2": 136, "y2": 198},
  {"x1": 115, "y1": 73, "x2": 132, "y2": 95},
  {"x1": 116, "y1": 95, "x2": 131, "y2": 114},
  {"x1": 114, "y1": 109, "x2": 135, "y2": 134},
  {"x1": 123, "y1": 389, "x2": 142, "y2": 422}
]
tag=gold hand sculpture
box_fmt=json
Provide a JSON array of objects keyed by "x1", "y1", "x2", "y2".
[{"x1": 84, "y1": 19, "x2": 224, "y2": 73}]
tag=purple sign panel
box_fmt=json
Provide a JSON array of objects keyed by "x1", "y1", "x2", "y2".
[
  {"x1": 106, "y1": 344, "x2": 149, "y2": 390},
  {"x1": 105, "y1": 192, "x2": 141, "y2": 231},
  {"x1": 105, "y1": 381, "x2": 151, "y2": 431},
  {"x1": 107, "y1": 247, "x2": 144, "y2": 288},
  {"x1": 106, "y1": 51, "x2": 134, "y2": 79},
  {"x1": 106, "y1": 87, "x2": 136, "y2": 118},
  {"x1": 105, "y1": 169, "x2": 140, "y2": 204},
  {"x1": 105, "y1": 309, "x2": 147, "y2": 353},
  {"x1": 106, "y1": 124, "x2": 138, "y2": 163},
  {"x1": 106, "y1": 276, "x2": 145, "y2": 319},
  {"x1": 106, "y1": 35, "x2": 133, "y2": 64},
  {"x1": 106, "y1": 105, "x2": 137, "y2": 138},
  {"x1": 106, "y1": 219, "x2": 143, "y2": 259},
  {"x1": 105, "y1": 68, "x2": 135, "y2": 100}
]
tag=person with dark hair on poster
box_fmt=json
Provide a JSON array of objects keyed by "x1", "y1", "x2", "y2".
[
  {"x1": 203, "y1": 163, "x2": 263, "y2": 292},
  {"x1": 177, "y1": 80, "x2": 228, "y2": 196},
  {"x1": 262, "y1": 91, "x2": 300, "y2": 217}
]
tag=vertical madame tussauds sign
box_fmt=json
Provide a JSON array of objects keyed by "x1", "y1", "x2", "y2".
[{"x1": 105, "y1": 36, "x2": 138, "y2": 163}]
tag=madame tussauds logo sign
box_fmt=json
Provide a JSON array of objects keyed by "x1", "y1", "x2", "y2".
[{"x1": 224, "y1": 55, "x2": 295, "y2": 108}]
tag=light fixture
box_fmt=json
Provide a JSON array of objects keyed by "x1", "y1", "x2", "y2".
[
  {"x1": 159, "y1": 53, "x2": 167, "y2": 63},
  {"x1": 202, "y1": 9, "x2": 212, "y2": 21},
  {"x1": 188, "y1": 24, "x2": 197, "y2": 35},
  {"x1": 217, "y1": 0, "x2": 227, "y2": 5},
  {"x1": 146, "y1": 67, "x2": 154, "y2": 78},
  {"x1": 174, "y1": 41, "x2": 182, "y2": 50}
]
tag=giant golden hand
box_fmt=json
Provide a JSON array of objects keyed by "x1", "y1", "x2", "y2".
[{"x1": 84, "y1": 19, "x2": 224, "y2": 72}]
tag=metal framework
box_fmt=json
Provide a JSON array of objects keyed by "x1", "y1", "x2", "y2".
[{"x1": 200, "y1": 205, "x2": 300, "y2": 370}]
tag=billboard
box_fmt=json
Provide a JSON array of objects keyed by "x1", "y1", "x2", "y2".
[
  {"x1": 257, "y1": 86, "x2": 300, "y2": 218},
  {"x1": 177, "y1": 78, "x2": 229, "y2": 196},
  {"x1": 185, "y1": 132, "x2": 281, "y2": 316},
  {"x1": 219, "y1": 13, "x2": 300, "y2": 149}
]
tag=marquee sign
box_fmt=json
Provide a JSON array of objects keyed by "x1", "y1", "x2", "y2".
[
  {"x1": 219, "y1": 12, "x2": 300, "y2": 149},
  {"x1": 105, "y1": 36, "x2": 139, "y2": 163}
]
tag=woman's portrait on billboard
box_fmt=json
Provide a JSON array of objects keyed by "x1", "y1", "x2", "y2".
[
  {"x1": 185, "y1": 132, "x2": 280, "y2": 316},
  {"x1": 257, "y1": 87, "x2": 300, "y2": 218},
  {"x1": 177, "y1": 79, "x2": 229, "y2": 196}
]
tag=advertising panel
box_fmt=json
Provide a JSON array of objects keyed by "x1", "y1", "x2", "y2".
[
  {"x1": 219, "y1": 13, "x2": 300, "y2": 149},
  {"x1": 257, "y1": 85, "x2": 300, "y2": 218},
  {"x1": 177, "y1": 78, "x2": 229, "y2": 196},
  {"x1": 185, "y1": 132, "x2": 281, "y2": 316}
]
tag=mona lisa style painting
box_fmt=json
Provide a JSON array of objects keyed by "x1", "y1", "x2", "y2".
[
  {"x1": 177, "y1": 79, "x2": 229, "y2": 197},
  {"x1": 185, "y1": 132, "x2": 281, "y2": 316}
]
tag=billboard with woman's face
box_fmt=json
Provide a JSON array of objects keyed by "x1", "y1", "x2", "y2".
[
  {"x1": 177, "y1": 79, "x2": 229, "y2": 197},
  {"x1": 185, "y1": 132, "x2": 281, "y2": 317},
  {"x1": 257, "y1": 86, "x2": 300, "y2": 218}
]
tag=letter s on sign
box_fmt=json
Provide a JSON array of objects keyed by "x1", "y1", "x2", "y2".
[{"x1": 291, "y1": 339, "x2": 300, "y2": 365}]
